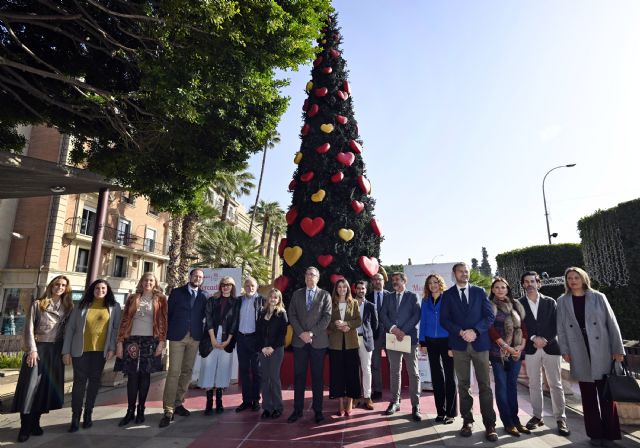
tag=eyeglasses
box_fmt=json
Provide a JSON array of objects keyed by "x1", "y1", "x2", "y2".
[{"x1": 220, "y1": 283, "x2": 232, "y2": 287}]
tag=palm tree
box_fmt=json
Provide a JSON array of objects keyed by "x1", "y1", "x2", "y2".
[
  {"x1": 265, "y1": 204, "x2": 285, "y2": 260},
  {"x1": 249, "y1": 130, "x2": 280, "y2": 235},
  {"x1": 269, "y1": 212, "x2": 287, "y2": 281},
  {"x1": 211, "y1": 163, "x2": 255, "y2": 222},
  {"x1": 249, "y1": 200, "x2": 282, "y2": 255}
]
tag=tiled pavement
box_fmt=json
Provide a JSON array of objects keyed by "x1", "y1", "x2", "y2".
[{"x1": 1, "y1": 375, "x2": 640, "y2": 447}]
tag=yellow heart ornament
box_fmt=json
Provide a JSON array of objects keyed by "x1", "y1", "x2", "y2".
[
  {"x1": 306, "y1": 81, "x2": 314, "y2": 92},
  {"x1": 320, "y1": 123, "x2": 334, "y2": 133},
  {"x1": 311, "y1": 189, "x2": 326, "y2": 202},
  {"x1": 338, "y1": 228, "x2": 355, "y2": 242},
  {"x1": 294, "y1": 152, "x2": 303, "y2": 164},
  {"x1": 283, "y1": 246, "x2": 303, "y2": 266}
]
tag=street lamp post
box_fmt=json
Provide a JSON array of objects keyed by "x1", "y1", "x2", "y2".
[
  {"x1": 431, "y1": 254, "x2": 444, "y2": 264},
  {"x1": 542, "y1": 164, "x2": 576, "y2": 244}
]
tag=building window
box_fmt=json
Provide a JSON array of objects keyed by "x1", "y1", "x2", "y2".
[
  {"x1": 1, "y1": 288, "x2": 31, "y2": 335},
  {"x1": 226, "y1": 206, "x2": 236, "y2": 222},
  {"x1": 76, "y1": 248, "x2": 89, "y2": 273},
  {"x1": 113, "y1": 255, "x2": 127, "y2": 277},
  {"x1": 117, "y1": 218, "x2": 131, "y2": 245},
  {"x1": 148, "y1": 202, "x2": 159, "y2": 216},
  {"x1": 80, "y1": 207, "x2": 96, "y2": 235},
  {"x1": 215, "y1": 197, "x2": 224, "y2": 212},
  {"x1": 144, "y1": 227, "x2": 156, "y2": 252},
  {"x1": 120, "y1": 191, "x2": 134, "y2": 205},
  {"x1": 143, "y1": 261, "x2": 153, "y2": 274}
]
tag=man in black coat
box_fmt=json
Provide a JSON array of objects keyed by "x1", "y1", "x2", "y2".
[{"x1": 519, "y1": 271, "x2": 570, "y2": 436}]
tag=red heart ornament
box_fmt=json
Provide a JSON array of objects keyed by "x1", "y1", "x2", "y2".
[
  {"x1": 370, "y1": 218, "x2": 383, "y2": 236},
  {"x1": 317, "y1": 254, "x2": 334, "y2": 268},
  {"x1": 273, "y1": 275, "x2": 289, "y2": 293},
  {"x1": 330, "y1": 171, "x2": 344, "y2": 183},
  {"x1": 277, "y1": 238, "x2": 287, "y2": 257},
  {"x1": 330, "y1": 274, "x2": 345, "y2": 284},
  {"x1": 357, "y1": 175, "x2": 371, "y2": 194},
  {"x1": 333, "y1": 33, "x2": 340, "y2": 40},
  {"x1": 301, "y1": 124, "x2": 310, "y2": 136},
  {"x1": 336, "y1": 115, "x2": 347, "y2": 125},
  {"x1": 322, "y1": 67, "x2": 333, "y2": 74},
  {"x1": 315, "y1": 87, "x2": 328, "y2": 97},
  {"x1": 302, "y1": 99, "x2": 309, "y2": 111},
  {"x1": 313, "y1": 56, "x2": 323, "y2": 67},
  {"x1": 315, "y1": 142, "x2": 330, "y2": 154},
  {"x1": 288, "y1": 179, "x2": 297, "y2": 191},
  {"x1": 351, "y1": 200, "x2": 364, "y2": 214},
  {"x1": 330, "y1": 48, "x2": 341, "y2": 59},
  {"x1": 343, "y1": 80, "x2": 351, "y2": 93},
  {"x1": 349, "y1": 140, "x2": 362, "y2": 154},
  {"x1": 308, "y1": 104, "x2": 319, "y2": 118},
  {"x1": 336, "y1": 90, "x2": 349, "y2": 101},
  {"x1": 300, "y1": 217, "x2": 325, "y2": 237},
  {"x1": 300, "y1": 171, "x2": 314, "y2": 182},
  {"x1": 358, "y1": 256, "x2": 380, "y2": 277},
  {"x1": 285, "y1": 207, "x2": 298, "y2": 225},
  {"x1": 336, "y1": 152, "x2": 355, "y2": 167}
]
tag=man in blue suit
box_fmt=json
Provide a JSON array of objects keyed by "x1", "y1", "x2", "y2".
[
  {"x1": 379, "y1": 272, "x2": 422, "y2": 421},
  {"x1": 159, "y1": 269, "x2": 207, "y2": 428},
  {"x1": 440, "y1": 262, "x2": 497, "y2": 441}
]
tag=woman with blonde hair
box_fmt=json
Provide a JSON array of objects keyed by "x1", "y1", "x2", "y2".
[
  {"x1": 419, "y1": 273, "x2": 457, "y2": 424},
  {"x1": 256, "y1": 288, "x2": 288, "y2": 419},
  {"x1": 328, "y1": 279, "x2": 362, "y2": 417},
  {"x1": 12, "y1": 276, "x2": 73, "y2": 442},
  {"x1": 115, "y1": 272, "x2": 168, "y2": 426},
  {"x1": 199, "y1": 276, "x2": 239, "y2": 414},
  {"x1": 557, "y1": 267, "x2": 624, "y2": 446}
]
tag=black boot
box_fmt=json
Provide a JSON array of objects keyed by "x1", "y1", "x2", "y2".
[
  {"x1": 82, "y1": 409, "x2": 93, "y2": 429},
  {"x1": 215, "y1": 388, "x2": 224, "y2": 414},
  {"x1": 17, "y1": 414, "x2": 31, "y2": 442},
  {"x1": 135, "y1": 405, "x2": 145, "y2": 424},
  {"x1": 118, "y1": 408, "x2": 136, "y2": 427},
  {"x1": 31, "y1": 413, "x2": 43, "y2": 436},
  {"x1": 204, "y1": 389, "x2": 214, "y2": 416},
  {"x1": 68, "y1": 412, "x2": 80, "y2": 433}
]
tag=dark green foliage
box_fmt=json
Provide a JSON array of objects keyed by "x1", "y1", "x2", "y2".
[
  {"x1": 479, "y1": 247, "x2": 492, "y2": 277},
  {"x1": 471, "y1": 258, "x2": 478, "y2": 270},
  {"x1": 280, "y1": 15, "x2": 382, "y2": 306}
]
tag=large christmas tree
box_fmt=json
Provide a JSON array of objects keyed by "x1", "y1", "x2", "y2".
[{"x1": 275, "y1": 14, "x2": 383, "y2": 306}]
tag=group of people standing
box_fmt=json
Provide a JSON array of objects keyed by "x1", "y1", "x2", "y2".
[{"x1": 12, "y1": 263, "x2": 626, "y2": 447}]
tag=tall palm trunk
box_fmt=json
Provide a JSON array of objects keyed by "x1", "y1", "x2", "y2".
[
  {"x1": 260, "y1": 214, "x2": 269, "y2": 255},
  {"x1": 221, "y1": 198, "x2": 230, "y2": 222},
  {"x1": 249, "y1": 146, "x2": 267, "y2": 235},
  {"x1": 266, "y1": 224, "x2": 275, "y2": 259},
  {"x1": 178, "y1": 212, "x2": 198, "y2": 280},
  {"x1": 165, "y1": 217, "x2": 183, "y2": 294},
  {"x1": 271, "y1": 231, "x2": 281, "y2": 282}
]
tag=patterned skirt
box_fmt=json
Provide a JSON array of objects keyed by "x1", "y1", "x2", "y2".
[{"x1": 114, "y1": 335, "x2": 162, "y2": 375}]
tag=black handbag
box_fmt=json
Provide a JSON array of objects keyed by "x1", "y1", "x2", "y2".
[
  {"x1": 603, "y1": 360, "x2": 640, "y2": 403},
  {"x1": 199, "y1": 336, "x2": 213, "y2": 358}
]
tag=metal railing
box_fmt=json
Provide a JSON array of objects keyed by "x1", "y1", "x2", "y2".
[{"x1": 64, "y1": 217, "x2": 166, "y2": 256}]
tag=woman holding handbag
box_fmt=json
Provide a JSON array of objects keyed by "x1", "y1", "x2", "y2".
[
  {"x1": 198, "y1": 276, "x2": 239, "y2": 414},
  {"x1": 115, "y1": 272, "x2": 168, "y2": 426},
  {"x1": 557, "y1": 267, "x2": 625, "y2": 446}
]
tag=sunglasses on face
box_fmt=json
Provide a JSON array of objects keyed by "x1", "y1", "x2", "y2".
[{"x1": 221, "y1": 284, "x2": 232, "y2": 287}]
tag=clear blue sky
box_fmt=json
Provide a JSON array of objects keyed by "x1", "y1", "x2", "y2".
[{"x1": 242, "y1": 0, "x2": 640, "y2": 269}]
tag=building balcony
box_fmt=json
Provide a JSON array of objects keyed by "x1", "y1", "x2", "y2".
[{"x1": 63, "y1": 217, "x2": 168, "y2": 258}]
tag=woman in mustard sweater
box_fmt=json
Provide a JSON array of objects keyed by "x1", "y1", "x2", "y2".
[{"x1": 62, "y1": 279, "x2": 121, "y2": 432}]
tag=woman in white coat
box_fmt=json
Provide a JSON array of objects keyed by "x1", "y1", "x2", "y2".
[{"x1": 557, "y1": 267, "x2": 624, "y2": 446}]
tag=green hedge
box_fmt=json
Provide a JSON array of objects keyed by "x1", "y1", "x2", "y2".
[
  {"x1": 0, "y1": 353, "x2": 23, "y2": 368},
  {"x1": 496, "y1": 243, "x2": 583, "y2": 296}
]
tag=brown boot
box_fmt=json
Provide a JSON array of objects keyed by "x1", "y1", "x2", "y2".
[{"x1": 364, "y1": 398, "x2": 374, "y2": 410}]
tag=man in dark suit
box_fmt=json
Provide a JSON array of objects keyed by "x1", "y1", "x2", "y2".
[
  {"x1": 235, "y1": 276, "x2": 265, "y2": 412},
  {"x1": 365, "y1": 273, "x2": 390, "y2": 400},
  {"x1": 379, "y1": 272, "x2": 422, "y2": 421},
  {"x1": 287, "y1": 266, "x2": 332, "y2": 424},
  {"x1": 440, "y1": 262, "x2": 497, "y2": 441},
  {"x1": 160, "y1": 269, "x2": 207, "y2": 428},
  {"x1": 355, "y1": 280, "x2": 378, "y2": 410},
  {"x1": 519, "y1": 271, "x2": 570, "y2": 436}
]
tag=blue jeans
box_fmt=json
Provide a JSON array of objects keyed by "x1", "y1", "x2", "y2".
[{"x1": 491, "y1": 358, "x2": 522, "y2": 428}]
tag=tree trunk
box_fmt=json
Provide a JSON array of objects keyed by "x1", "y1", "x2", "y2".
[
  {"x1": 271, "y1": 232, "x2": 280, "y2": 282},
  {"x1": 178, "y1": 212, "x2": 198, "y2": 281},
  {"x1": 260, "y1": 215, "x2": 268, "y2": 255},
  {"x1": 249, "y1": 147, "x2": 267, "y2": 235},
  {"x1": 165, "y1": 216, "x2": 183, "y2": 294},
  {"x1": 221, "y1": 198, "x2": 230, "y2": 222},
  {"x1": 266, "y1": 224, "x2": 275, "y2": 260}
]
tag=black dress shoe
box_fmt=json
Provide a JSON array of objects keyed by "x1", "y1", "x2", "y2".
[
  {"x1": 236, "y1": 402, "x2": 251, "y2": 412},
  {"x1": 314, "y1": 412, "x2": 325, "y2": 424},
  {"x1": 557, "y1": 420, "x2": 571, "y2": 437},
  {"x1": 385, "y1": 402, "x2": 400, "y2": 416},
  {"x1": 261, "y1": 410, "x2": 271, "y2": 419},
  {"x1": 271, "y1": 410, "x2": 282, "y2": 419},
  {"x1": 174, "y1": 405, "x2": 191, "y2": 417},
  {"x1": 158, "y1": 414, "x2": 173, "y2": 428},
  {"x1": 251, "y1": 401, "x2": 261, "y2": 411},
  {"x1": 411, "y1": 406, "x2": 422, "y2": 422},
  {"x1": 287, "y1": 412, "x2": 302, "y2": 423},
  {"x1": 435, "y1": 415, "x2": 445, "y2": 423},
  {"x1": 460, "y1": 422, "x2": 473, "y2": 437},
  {"x1": 371, "y1": 391, "x2": 382, "y2": 400}
]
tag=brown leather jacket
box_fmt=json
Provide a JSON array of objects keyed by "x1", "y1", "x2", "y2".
[{"x1": 117, "y1": 292, "x2": 168, "y2": 343}]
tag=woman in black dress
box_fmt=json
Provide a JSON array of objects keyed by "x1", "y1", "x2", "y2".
[{"x1": 12, "y1": 275, "x2": 73, "y2": 442}]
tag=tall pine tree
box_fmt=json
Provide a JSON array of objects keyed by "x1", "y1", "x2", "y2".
[
  {"x1": 479, "y1": 247, "x2": 493, "y2": 278},
  {"x1": 275, "y1": 15, "x2": 383, "y2": 306}
]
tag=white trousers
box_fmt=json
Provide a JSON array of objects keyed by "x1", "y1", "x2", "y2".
[
  {"x1": 524, "y1": 349, "x2": 566, "y2": 421},
  {"x1": 358, "y1": 336, "x2": 373, "y2": 399}
]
